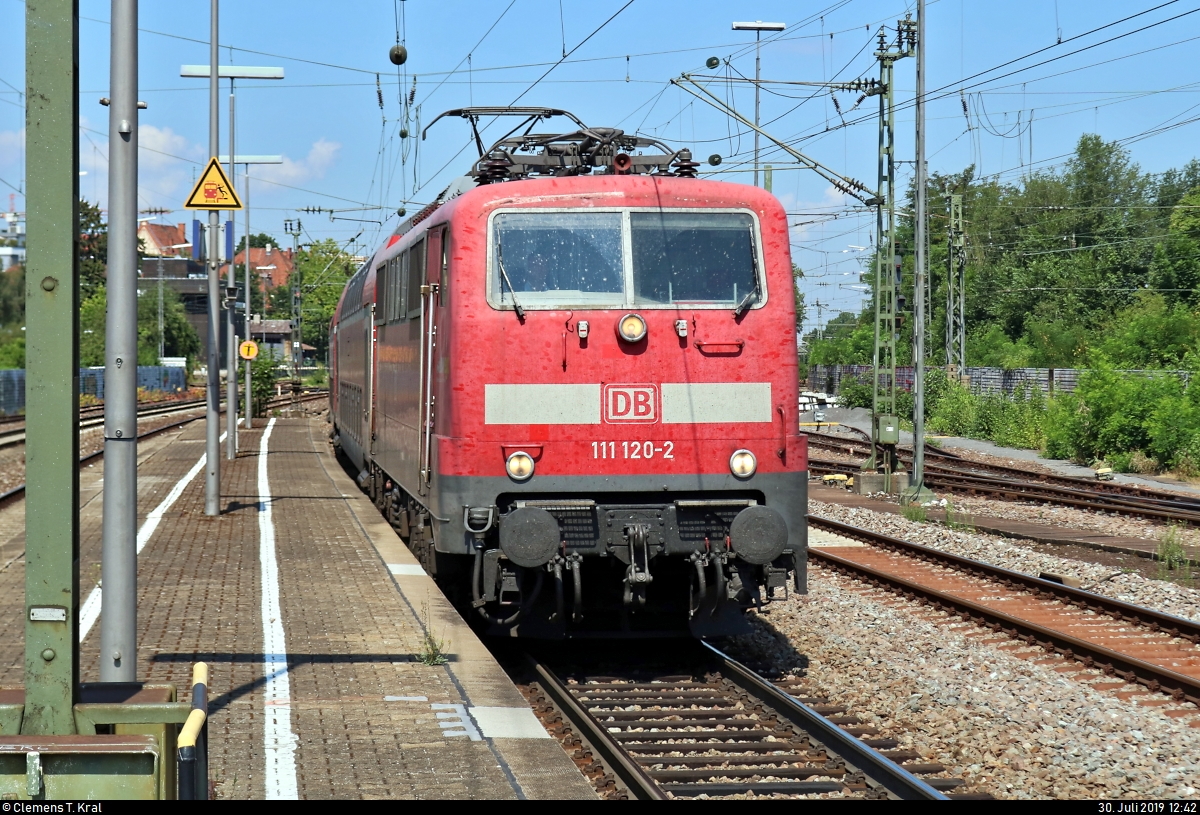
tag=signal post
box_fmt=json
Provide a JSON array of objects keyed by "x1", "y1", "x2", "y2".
[{"x1": 0, "y1": 0, "x2": 205, "y2": 799}]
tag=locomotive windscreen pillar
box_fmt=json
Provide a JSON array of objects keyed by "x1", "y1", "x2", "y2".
[{"x1": 23, "y1": 0, "x2": 82, "y2": 734}]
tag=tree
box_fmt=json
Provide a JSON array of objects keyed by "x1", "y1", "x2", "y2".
[
  {"x1": 270, "y1": 239, "x2": 356, "y2": 359},
  {"x1": 236, "y1": 232, "x2": 280, "y2": 253},
  {"x1": 79, "y1": 285, "x2": 202, "y2": 367},
  {"x1": 79, "y1": 198, "x2": 107, "y2": 297},
  {"x1": 0, "y1": 263, "x2": 23, "y2": 328},
  {"x1": 792, "y1": 264, "x2": 806, "y2": 333}
]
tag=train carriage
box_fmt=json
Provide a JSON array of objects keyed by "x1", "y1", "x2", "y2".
[{"x1": 331, "y1": 109, "x2": 808, "y2": 637}]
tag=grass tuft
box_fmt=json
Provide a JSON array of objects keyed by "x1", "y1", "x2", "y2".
[
  {"x1": 944, "y1": 501, "x2": 975, "y2": 533},
  {"x1": 900, "y1": 503, "x2": 927, "y2": 523},
  {"x1": 1157, "y1": 525, "x2": 1192, "y2": 581},
  {"x1": 417, "y1": 599, "x2": 450, "y2": 666}
]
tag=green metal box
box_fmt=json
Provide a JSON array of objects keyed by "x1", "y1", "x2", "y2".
[
  {"x1": 0, "y1": 735, "x2": 159, "y2": 800},
  {"x1": 875, "y1": 414, "x2": 900, "y2": 445}
]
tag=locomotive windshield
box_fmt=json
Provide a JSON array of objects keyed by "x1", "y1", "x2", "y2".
[
  {"x1": 493, "y1": 212, "x2": 625, "y2": 307},
  {"x1": 490, "y1": 210, "x2": 763, "y2": 310}
]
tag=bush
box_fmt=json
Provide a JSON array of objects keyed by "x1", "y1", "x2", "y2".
[
  {"x1": 1042, "y1": 356, "x2": 1200, "y2": 470},
  {"x1": 928, "y1": 382, "x2": 977, "y2": 436},
  {"x1": 837, "y1": 376, "x2": 874, "y2": 410},
  {"x1": 244, "y1": 350, "x2": 280, "y2": 418},
  {"x1": 926, "y1": 381, "x2": 1046, "y2": 449}
]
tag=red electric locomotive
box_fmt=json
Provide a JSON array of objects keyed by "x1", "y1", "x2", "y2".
[{"x1": 330, "y1": 108, "x2": 807, "y2": 637}]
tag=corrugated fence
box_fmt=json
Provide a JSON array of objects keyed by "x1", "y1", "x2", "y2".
[
  {"x1": 807, "y1": 365, "x2": 1189, "y2": 397},
  {"x1": 0, "y1": 366, "x2": 188, "y2": 415}
]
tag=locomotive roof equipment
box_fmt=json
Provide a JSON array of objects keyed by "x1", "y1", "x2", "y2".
[{"x1": 422, "y1": 106, "x2": 700, "y2": 183}]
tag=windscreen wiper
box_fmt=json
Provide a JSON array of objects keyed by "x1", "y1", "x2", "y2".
[
  {"x1": 733, "y1": 224, "x2": 762, "y2": 317},
  {"x1": 495, "y1": 239, "x2": 526, "y2": 320}
]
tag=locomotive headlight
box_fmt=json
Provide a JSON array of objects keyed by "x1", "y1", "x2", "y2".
[
  {"x1": 617, "y1": 313, "x2": 647, "y2": 343},
  {"x1": 506, "y1": 451, "x2": 535, "y2": 481},
  {"x1": 729, "y1": 449, "x2": 757, "y2": 478}
]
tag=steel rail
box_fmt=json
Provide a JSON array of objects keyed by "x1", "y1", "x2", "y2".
[
  {"x1": 919, "y1": 468, "x2": 1200, "y2": 523},
  {"x1": 808, "y1": 430, "x2": 1200, "y2": 508},
  {"x1": 528, "y1": 647, "x2": 949, "y2": 801},
  {"x1": 527, "y1": 655, "x2": 667, "y2": 800},
  {"x1": 808, "y1": 515, "x2": 1200, "y2": 706},
  {"x1": 701, "y1": 642, "x2": 949, "y2": 801},
  {"x1": 0, "y1": 397, "x2": 211, "y2": 449},
  {"x1": 808, "y1": 456, "x2": 1200, "y2": 524}
]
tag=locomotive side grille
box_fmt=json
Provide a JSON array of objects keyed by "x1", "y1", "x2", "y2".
[
  {"x1": 676, "y1": 508, "x2": 741, "y2": 543},
  {"x1": 550, "y1": 508, "x2": 600, "y2": 549}
]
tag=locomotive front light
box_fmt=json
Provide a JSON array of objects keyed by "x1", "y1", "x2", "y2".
[
  {"x1": 506, "y1": 451, "x2": 535, "y2": 481},
  {"x1": 617, "y1": 313, "x2": 647, "y2": 343},
  {"x1": 729, "y1": 449, "x2": 757, "y2": 478}
]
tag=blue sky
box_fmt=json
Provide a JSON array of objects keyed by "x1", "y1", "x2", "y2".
[{"x1": 3, "y1": 0, "x2": 1200, "y2": 332}]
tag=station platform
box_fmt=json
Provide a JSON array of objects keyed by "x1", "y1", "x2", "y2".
[{"x1": 0, "y1": 415, "x2": 595, "y2": 800}]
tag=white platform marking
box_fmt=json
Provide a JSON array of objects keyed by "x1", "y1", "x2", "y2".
[
  {"x1": 431, "y1": 703, "x2": 482, "y2": 740},
  {"x1": 384, "y1": 695, "x2": 429, "y2": 702},
  {"x1": 388, "y1": 563, "x2": 426, "y2": 576},
  {"x1": 257, "y1": 419, "x2": 299, "y2": 799},
  {"x1": 79, "y1": 428, "x2": 230, "y2": 642},
  {"x1": 468, "y1": 706, "x2": 552, "y2": 739}
]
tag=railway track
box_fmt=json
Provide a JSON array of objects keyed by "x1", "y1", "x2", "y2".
[
  {"x1": 807, "y1": 515, "x2": 1200, "y2": 710},
  {"x1": 516, "y1": 642, "x2": 979, "y2": 800},
  {"x1": 0, "y1": 396, "x2": 210, "y2": 450},
  {"x1": 808, "y1": 431, "x2": 1200, "y2": 515},
  {"x1": 0, "y1": 390, "x2": 328, "y2": 511},
  {"x1": 808, "y1": 451, "x2": 1200, "y2": 525}
]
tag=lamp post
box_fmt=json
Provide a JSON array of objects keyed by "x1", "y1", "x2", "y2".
[
  {"x1": 101, "y1": 0, "x2": 141, "y2": 683},
  {"x1": 180, "y1": 59, "x2": 283, "y2": 474},
  {"x1": 219, "y1": 154, "x2": 282, "y2": 431},
  {"x1": 283, "y1": 219, "x2": 302, "y2": 413},
  {"x1": 732, "y1": 21, "x2": 785, "y2": 188},
  {"x1": 154, "y1": 243, "x2": 192, "y2": 361}
]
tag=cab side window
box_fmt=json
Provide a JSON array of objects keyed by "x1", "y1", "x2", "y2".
[{"x1": 407, "y1": 238, "x2": 426, "y2": 320}]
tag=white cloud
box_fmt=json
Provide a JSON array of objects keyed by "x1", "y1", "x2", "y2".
[
  {"x1": 139, "y1": 125, "x2": 201, "y2": 171},
  {"x1": 0, "y1": 128, "x2": 24, "y2": 169},
  {"x1": 255, "y1": 139, "x2": 340, "y2": 186}
]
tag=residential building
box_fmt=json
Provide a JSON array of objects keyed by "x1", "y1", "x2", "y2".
[
  {"x1": 223, "y1": 244, "x2": 295, "y2": 290},
  {"x1": 138, "y1": 221, "x2": 190, "y2": 257},
  {"x1": 0, "y1": 210, "x2": 25, "y2": 270}
]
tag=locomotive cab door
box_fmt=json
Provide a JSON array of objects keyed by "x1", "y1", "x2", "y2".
[
  {"x1": 416, "y1": 228, "x2": 444, "y2": 496},
  {"x1": 367, "y1": 302, "x2": 377, "y2": 457}
]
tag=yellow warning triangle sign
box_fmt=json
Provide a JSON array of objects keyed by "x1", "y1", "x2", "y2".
[{"x1": 184, "y1": 157, "x2": 243, "y2": 210}]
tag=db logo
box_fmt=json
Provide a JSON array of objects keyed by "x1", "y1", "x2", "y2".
[{"x1": 604, "y1": 384, "x2": 658, "y2": 423}]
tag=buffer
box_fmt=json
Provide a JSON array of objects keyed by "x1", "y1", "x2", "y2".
[{"x1": 184, "y1": 158, "x2": 242, "y2": 210}]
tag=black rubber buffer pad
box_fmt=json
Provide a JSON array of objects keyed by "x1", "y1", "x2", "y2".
[
  {"x1": 499, "y1": 506, "x2": 561, "y2": 568},
  {"x1": 729, "y1": 505, "x2": 789, "y2": 565}
]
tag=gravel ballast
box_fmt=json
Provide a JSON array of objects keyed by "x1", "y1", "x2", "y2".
[
  {"x1": 730, "y1": 570, "x2": 1200, "y2": 799},
  {"x1": 810, "y1": 499, "x2": 1200, "y2": 624}
]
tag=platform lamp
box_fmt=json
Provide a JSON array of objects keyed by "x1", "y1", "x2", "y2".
[
  {"x1": 732, "y1": 21, "x2": 785, "y2": 188},
  {"x1": 180, "y1": 64, "x2": 283, "y2": 458}
]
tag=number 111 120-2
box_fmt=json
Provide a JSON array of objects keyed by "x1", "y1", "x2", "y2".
[{"x1": 592, "y1": 441, "x2": 675, "y2": 460}]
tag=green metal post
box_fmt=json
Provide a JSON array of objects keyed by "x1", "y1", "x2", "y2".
[
  {"x1": 865, "y1": 21, "x2": 914, "y2": 480},
  {"x1": 945, "y1": 193, "x2": 965, "y2": 377},
  {"x1": 23, "y1": 0, "x2": 81, "y2": 735}
]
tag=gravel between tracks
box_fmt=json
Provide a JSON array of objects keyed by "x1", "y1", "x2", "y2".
[
  {"x1": 811, "y1": 500, "x2": 1200, "y2": 624},
  {"x1": 728, "y1": 572, "x2": 1200, "y2": 799}
]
